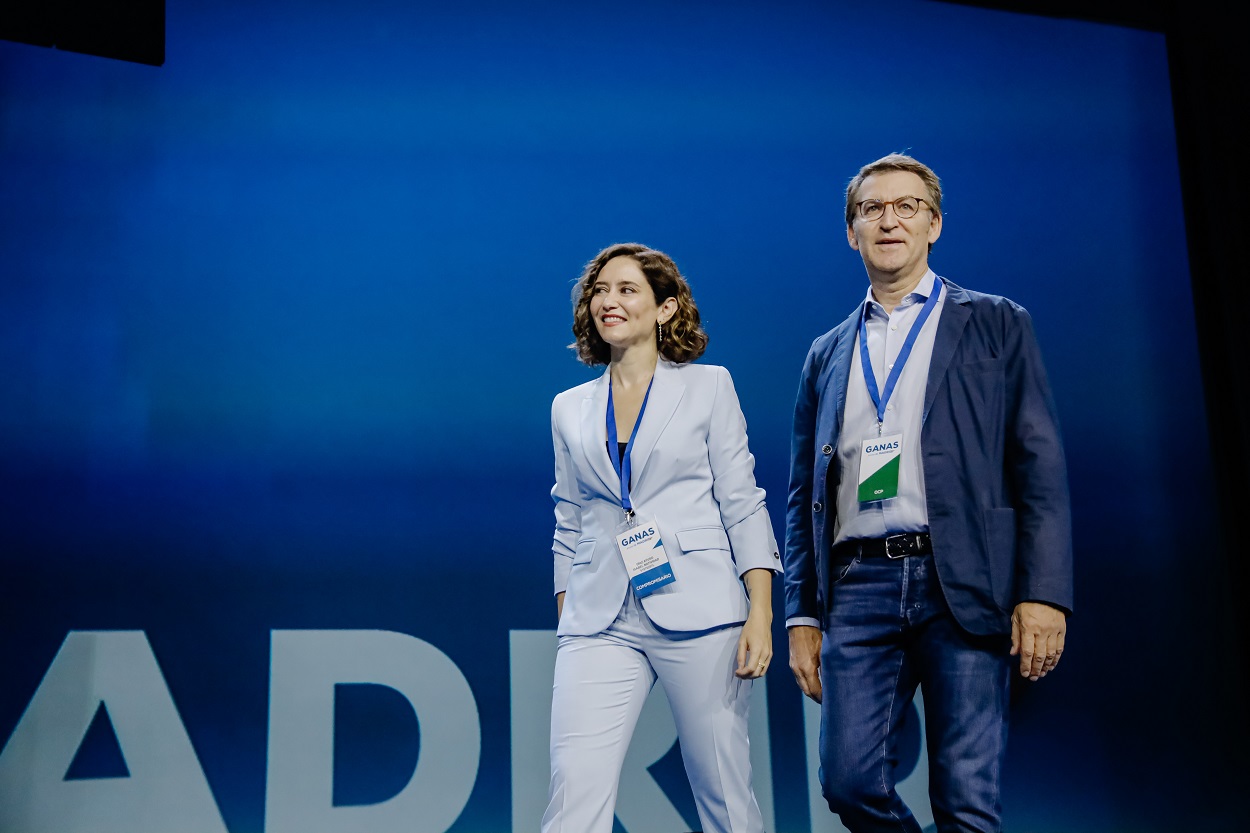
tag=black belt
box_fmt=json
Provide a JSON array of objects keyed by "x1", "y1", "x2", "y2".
[{"x1": 833, "y1": 532, "x2": 932, "y2": 560}]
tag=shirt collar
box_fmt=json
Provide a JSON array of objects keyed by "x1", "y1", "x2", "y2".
[{"x1": 862, "y1": 268, "x2": 939, "y2": 317}]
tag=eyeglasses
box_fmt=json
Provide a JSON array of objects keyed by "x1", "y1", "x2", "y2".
[{"x1": 855, "y1": 196, "x2": 929, "y2": 222}]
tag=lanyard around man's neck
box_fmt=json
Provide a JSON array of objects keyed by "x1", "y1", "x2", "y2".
[{"x1": 857, "y1": 280, "x2": 942, "y2": 432}]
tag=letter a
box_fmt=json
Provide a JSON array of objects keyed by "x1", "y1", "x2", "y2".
[{"x1": 0, "y1": 631, "x2": 228, "y2": 833}]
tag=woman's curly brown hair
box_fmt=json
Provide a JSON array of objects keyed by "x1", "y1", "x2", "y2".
[{"x1": 570, "y1": 243, "x2": 708, "y2": 366}]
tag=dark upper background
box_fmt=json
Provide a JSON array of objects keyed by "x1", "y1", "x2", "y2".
[{"x1": 6, "y1": 0, "x2": 1244, "y2": 625}]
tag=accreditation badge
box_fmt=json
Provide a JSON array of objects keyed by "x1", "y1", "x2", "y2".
[
  {"x1": 858, "y1": 433, "x2": 902, "y2": 502},
  {"x1": 614, "y1": 514, "x2": 676, "y2": 598}
]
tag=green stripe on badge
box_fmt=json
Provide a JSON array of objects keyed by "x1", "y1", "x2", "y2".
[{"x1": 858, "y1": 454, "x2": 900, "y2": 502}]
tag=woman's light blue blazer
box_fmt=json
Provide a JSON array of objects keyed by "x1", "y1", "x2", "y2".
[{"x1": 550, "y1": 359, "x2": 780, "y2": 637}]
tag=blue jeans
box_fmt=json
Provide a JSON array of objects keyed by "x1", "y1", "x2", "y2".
[{"x1": 818, "y1": 550, "x2": 1012, "y2": 833}]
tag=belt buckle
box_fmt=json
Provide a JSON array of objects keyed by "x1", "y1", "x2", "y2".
[{"x1": 884, "y1": 534, "x2": 916, "y2": 559}]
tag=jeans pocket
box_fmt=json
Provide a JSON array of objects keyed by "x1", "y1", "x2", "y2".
[{"x1": 830, "y1": 553, "x2": 860, "y2": 585}]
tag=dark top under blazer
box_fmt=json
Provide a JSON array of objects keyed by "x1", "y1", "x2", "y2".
[{"x1": 783, "y1": 277, "x2": 1073, "y2": 636}]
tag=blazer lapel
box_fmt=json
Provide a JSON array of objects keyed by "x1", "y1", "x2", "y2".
[
  {"x1": 923, "y1": 277, "x2": 972, "y2": 422},
  {"x1": 628, "y1": 360, "x2": 685, "y2": 497},
  {"x1": 580, "y1": 368, "x2": 620, "y2": 501}
]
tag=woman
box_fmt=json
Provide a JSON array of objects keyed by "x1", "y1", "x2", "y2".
[{"x1": 543, "y1": 242, "x2": 778, "y2": 833}]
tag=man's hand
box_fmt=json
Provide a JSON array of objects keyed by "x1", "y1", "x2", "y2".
[
  {"x1": 1010, "y1": 601, "x2": 1067, "y2": 681},
  {"x1": 788, "y1": 625, "x2": 823, "y2": 703}
]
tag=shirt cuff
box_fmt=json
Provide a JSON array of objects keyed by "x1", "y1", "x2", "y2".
[{"x1": 786, "y1": 616, "x2": 820, "y2": 629}]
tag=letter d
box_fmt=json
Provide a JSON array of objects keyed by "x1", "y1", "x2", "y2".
[{"x1": 265, "y1": 630, "x2": 480, "y2": 833}]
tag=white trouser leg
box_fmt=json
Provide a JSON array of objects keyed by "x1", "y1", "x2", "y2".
[
  {"x1": 650, "y1": 624, "x2": 763, "y2": 833},
  {"x1": 543, "y1": 592, "x2": 763, "y2": 833},
  {"x1": 541, "y1": 626, "x2": 655, "y2": 833}
]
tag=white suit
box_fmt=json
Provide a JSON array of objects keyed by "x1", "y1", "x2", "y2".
[{"x1": 544, "y1": 359, "x2": 779, "y2": 833}]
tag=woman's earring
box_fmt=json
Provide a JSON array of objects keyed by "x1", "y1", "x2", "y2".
[{"x1": 657, "y1": 320, "x2": 664, "y2": 345}]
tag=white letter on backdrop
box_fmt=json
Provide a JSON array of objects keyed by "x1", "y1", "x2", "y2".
[
  {"x1": 0, "y1": 630, "x2": 227, "y2": 833},
  {"x1": 265, "y1": 629, "x2": 480, "y2": 833}
]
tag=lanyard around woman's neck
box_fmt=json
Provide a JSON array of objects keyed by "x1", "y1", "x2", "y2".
[{"x1": 606, "y1": 375, "x2": 654, "y2": 520}]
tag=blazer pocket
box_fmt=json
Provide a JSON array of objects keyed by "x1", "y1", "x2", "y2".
[
  {"x1": 957, "y1": 357, "x2": 1004, "y2": 374},
  {"x1": 950, "y1": 359, "x2": 1006, "y2": 432},
  {"x1": 675, "y1": 526, "x2": 731, "y2": 553},
  {"x1": 573, "y1": 539, "x2": 596, "y2": 565}
]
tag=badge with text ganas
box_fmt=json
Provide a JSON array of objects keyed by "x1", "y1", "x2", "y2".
[
  {"x1": 614, "y1": 515, "x2": 675, "y2": 597},
  {"x1": 858, "y1": 433, "x2": 902, "y2": 502}
]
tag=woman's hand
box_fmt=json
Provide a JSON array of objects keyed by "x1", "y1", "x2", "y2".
[{"x1": 735, "y1": 568, "x2": 774, "y2": 679}]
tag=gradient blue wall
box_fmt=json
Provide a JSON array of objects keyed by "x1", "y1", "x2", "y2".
[{"x1": 1, "y1": 0, "x2": 1237, "y2": 830}]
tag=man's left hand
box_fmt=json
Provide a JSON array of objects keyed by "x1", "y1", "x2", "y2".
[{"x1": 1010, "y1": 602, "x2": 1067, "y2": 681}]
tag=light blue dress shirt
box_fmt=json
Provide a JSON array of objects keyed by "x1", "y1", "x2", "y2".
[
  {"x1": 787, "y1": 270, "x2": 944, "y2": 630},
  {"x1": 834, "y1": 269, "x2": 945, "y2": 544}
]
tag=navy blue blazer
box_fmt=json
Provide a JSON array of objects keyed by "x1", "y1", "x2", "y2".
[{"x1": 783, "y1": 278, "x2": 1073, "y2": 636}]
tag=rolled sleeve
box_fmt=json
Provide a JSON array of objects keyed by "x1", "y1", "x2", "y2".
[
  {"x1": 707, "y1": 366, "x2": 780, "y2": 576},
  {"x1": 550, "y1": 404, "x2": 581, "y2": 595}
]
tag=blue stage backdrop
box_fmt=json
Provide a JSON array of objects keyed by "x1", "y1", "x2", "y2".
[{"x1": 1, "y1": 1, "x2": 1240, "y2": 831}]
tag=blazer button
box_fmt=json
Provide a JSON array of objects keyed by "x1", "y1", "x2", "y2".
[
  {"x1": 812, "y1": 501, "x2": 823, "y2": 513},
  {"x1": 822, "y1": 444, "x2": 833, "y2": 455}
]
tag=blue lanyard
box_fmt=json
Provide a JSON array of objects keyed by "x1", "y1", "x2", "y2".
[
  {"x1": 858, "y1": 280, "x2": 942, "y2": 429},
  {"x1": 606, "y1": 375, "x2": 654, "y2": 517}
]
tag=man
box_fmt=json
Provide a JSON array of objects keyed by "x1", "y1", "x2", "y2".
[{"x1": 783, "y1": 153, "x2": 1072, "y2": 832}]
